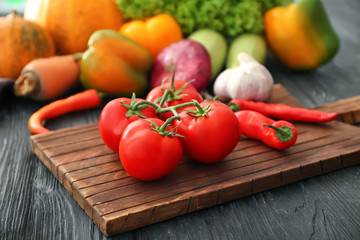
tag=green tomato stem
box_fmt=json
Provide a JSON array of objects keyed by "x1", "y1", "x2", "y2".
[
  {"x1": 193, "y1": 100, "x2": 206, "y2": 115},
  {"x1": 157, "y1": 100, "x2": 201, "y2": 114},
  {"x1": 132, "y1": 99, "x2": 159, "y2": 111},
  {"x1": 159, "y1": 115, "x2": 180, "y2": 133},
  {"x1": 157, "y1": 89, "x2": 173, "y2": 109}
]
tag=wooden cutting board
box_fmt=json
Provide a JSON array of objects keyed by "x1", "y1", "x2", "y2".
[{"x1": 30, "y1": 84, "x2": 360, "y2": 237}]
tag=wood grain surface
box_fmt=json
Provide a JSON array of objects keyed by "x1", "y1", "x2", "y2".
[
  {"x1": 1, "y1": 0, "x2": 360, "y2": 239},
  {"x1": 30, "y1": 85, "x2": 360, "y2": 236}
]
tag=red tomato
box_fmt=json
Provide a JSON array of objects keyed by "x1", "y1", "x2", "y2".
[
  {"x1": 174, "y1": 101, "x2": 240, "y2": 163},
  {"x1": 146, "y1": 80, "x2": 203, "y2": 120},
  {"x1": 119, "y1": 118, "x2": 183, "y2": 181},
  {"x1": 99, "y1": 98, "x2": 158, "y2": 153}
]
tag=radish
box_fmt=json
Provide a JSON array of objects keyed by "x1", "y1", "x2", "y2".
[{"x1": 150, "y1": 39, "x2": 211, "y2": 92}]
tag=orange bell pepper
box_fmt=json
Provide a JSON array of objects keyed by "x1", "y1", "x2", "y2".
[{"x1": 119, "y1": 14, "x2": 183, "y2": 59}]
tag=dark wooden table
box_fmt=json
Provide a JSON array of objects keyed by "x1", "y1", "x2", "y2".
[{"x1": 1, "y1": 0, "x2": 360, "y2": 239}]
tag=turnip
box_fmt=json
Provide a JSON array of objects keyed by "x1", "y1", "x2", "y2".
[{"x1": 150, "y1": 39, "x2": 211, "y2": 92}]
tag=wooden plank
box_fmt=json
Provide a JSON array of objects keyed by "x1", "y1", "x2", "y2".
[
  {"x1": 29, "y1": 84, "x2": 360, "y2": 237},
  {"x1": 57, "y1": 154, "x2": 119, "y2": 184},
  {"x1": 313, "y1": 95, "x2": 360, "y2": 124},
  {"x1": 31, "y1": 123, "x2": 99, "y2": 143},
  {"x1": 35, "y1": 127, "x2": 100, "y2": 150},
  {"x1": 89, "y1": 124, "x2": 357, "y2": 220},
  {"x1": 99, "y1": 135, "x2": 360, "y2": 236}
]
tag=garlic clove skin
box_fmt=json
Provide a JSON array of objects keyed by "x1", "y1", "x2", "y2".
[
  {"x1": 213, "y1": 68, "x2": 233, "y2": 101},
  {"x1": 213, "y1": 53, "x2": 274, "y2": 102}
]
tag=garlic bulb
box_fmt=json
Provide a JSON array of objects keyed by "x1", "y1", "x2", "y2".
[{"x1": 213, "y1": 53, "x2": 273, "y2": 102}]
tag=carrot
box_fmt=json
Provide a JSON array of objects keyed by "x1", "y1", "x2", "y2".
[
  {"x1": 14, "y1": 54, "x2": 81, "y2": 101},
  {"x1": 29, "y1": 89, "x2": 101, "y2": 134}
]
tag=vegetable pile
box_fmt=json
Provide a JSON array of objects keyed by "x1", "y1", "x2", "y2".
[
  {"x1": 1, "y1": 0, "x2": 342, "y2": 181},
  {"x1": 26, "y1": 77, "x2": 333, "y2": 181},
  {"x1": 3, "y1": 0, "x2": 340, "y2": 101}
]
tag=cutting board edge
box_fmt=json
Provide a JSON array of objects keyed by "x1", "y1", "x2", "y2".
[{"x1": 99, "y1": 147, "x2": 360, "y2": 236}]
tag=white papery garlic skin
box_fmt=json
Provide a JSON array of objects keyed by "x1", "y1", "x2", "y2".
[{"x1": 214, "y1": 53, "x2": 273, "y2": 102}]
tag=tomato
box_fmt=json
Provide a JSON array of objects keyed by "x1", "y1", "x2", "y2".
[
  {"x1": 174, "y1": 101, "x2": 240, "y2": 163},
  {"x1": 146, "y1": 80, "x2": 203, "y2": 120},
  {"x1": 119, "y1": 118, "x2": 183, "y2": 181},
  {"x1": 99, "y1": 97, "x2": 158, "y2": 153}
]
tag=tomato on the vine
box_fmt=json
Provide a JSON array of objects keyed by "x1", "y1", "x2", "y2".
[
  {"x1": 174, "y1": 101, "x2": 240, "y2": 164},
  {"x1": 146, "y1": 79, "x2": 203, "y2": 120},
  {"x1": 119, "y1": 118, "x2": 183, "y2": 181},
  {"x1": 99, "y1": 97, "x2": 158, "y2": 153}
]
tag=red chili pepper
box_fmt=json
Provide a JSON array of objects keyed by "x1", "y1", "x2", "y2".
[
  {"x1": 230, "y1": 99, "x2": 338, "y2": 123},
  {"x1": 235, "y1": 110, "x2": 298, "y2": 150},
  {"x1": 29, "y1": 89, "x2": 101, "y2": 134}
]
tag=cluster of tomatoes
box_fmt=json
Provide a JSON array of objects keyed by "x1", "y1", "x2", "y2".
[{"x1": 99, "y1": 79, "x2": 240, "y2": 181}]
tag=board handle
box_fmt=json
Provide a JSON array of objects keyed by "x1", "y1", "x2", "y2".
[{"x1": 313, "y1": 96, "x2": 360, "y2": 125}]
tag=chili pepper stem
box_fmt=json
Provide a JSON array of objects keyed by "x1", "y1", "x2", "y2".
[
  {"x1": 263, "y1": 124, "x2": 294, "y2": 143},
  {"x1": 263, "y1": 124, "x2": 286, "y2": 134},
  {"x1": 228, "y1": 102, "x2": 241, "y2": 112}
]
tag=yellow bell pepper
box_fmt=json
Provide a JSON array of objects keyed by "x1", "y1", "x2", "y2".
[{"x1": 119, "y1": 14, "x2": 183, "y2": 59}]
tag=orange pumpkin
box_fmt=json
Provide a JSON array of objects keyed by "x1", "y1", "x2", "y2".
[
  {"x1": 24, "y1": 0, "x2": 125, "y2": 54},
  {"x1": 0, "y1": 10, "x2": 55, "y2": 79}
]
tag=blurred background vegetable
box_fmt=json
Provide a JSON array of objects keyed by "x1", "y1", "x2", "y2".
[
  {"x1": 264, "y1": 0, "x2": 339, "y2": 70},
  {"x1": 80, "y1": 30, "x2": 153, "y2": 97},
  {"x1": 28, "y1": 89, "x2": 101, "y2": 134},
  {"x1": 14, "y1": 54, "x2": 81, "y2": 101},
  {"x1": 116, "y1": 0, "x2": 292, "y2": 37},
  {"x1": 188, "y1": 29, "x2": 228, "y2": 80},
  {"x1": 24, "y1": 0, "x2": 124, "y2": 54},
  {"x1": 226, "y1": 34, "x2": 267, "y2": 68},
  {"x1": 0, "y1": 10, "x2": 55, "y2": 79},
  {"x1": 151, "y1": 39, "x2": 211, "y2": 92},
  {"x1": 120, "y1": 14, "x2": 183, "y2": 59}
]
